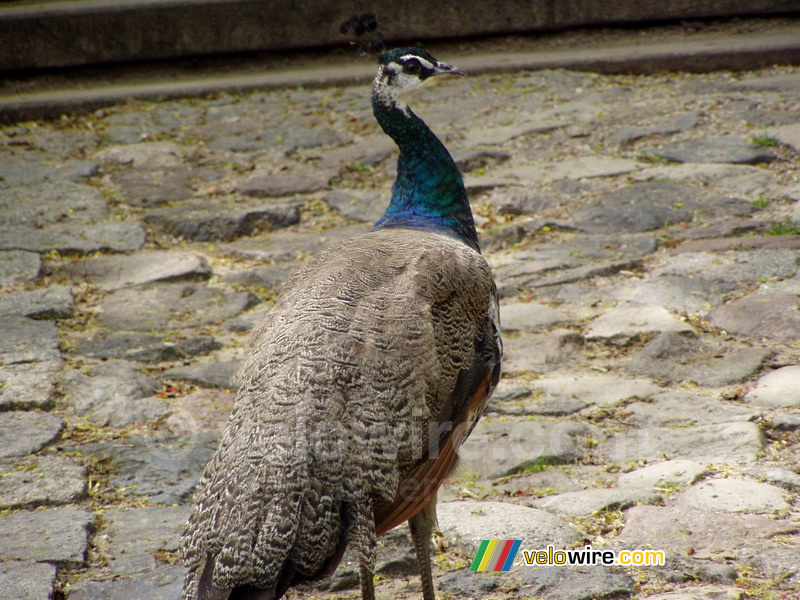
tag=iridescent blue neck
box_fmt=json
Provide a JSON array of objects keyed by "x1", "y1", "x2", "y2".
[{"x1": 371, "y1": 89, "x2": 479, "y2": 252}]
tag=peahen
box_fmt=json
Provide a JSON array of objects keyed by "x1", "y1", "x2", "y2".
[{"x1": 181, "y1": 14, "x2": 502, "y2": 600}]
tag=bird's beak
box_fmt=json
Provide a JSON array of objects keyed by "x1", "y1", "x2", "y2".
[{"x1": 433, "y1": 62, "x2": 466, "y2": 76}]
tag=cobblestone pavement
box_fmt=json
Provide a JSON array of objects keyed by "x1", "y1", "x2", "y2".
[{"x1": 0, "y1": 56, "x2": 799, "y2": 600}]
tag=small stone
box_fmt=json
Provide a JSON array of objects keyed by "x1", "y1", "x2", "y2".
[
  {"x1": 633, "y1": 162, "x2": 771, "y2": 196},
  {"x1": 317, "y1": 135, "x2": 396, "y2": 170},
  {"x1": 437, "y1": 501, "x2": 580, "y2": 558},
  {"x1": 0, "y1": 411, "x2": 64, "y2": 458},
  {"x1": 61, "y1": 360, "x2": 165, "y2": 427},
  {"x1": 625, "y1": 390, "x2": 758, "y2": 427},
  {"x1": 0, "y1": 181, "x2": 107, "y2": 227},
  {"x1": 453, "y1": 148, "x2": 511, "y2": 171},
  {"x1": 534, "y1": 486, "x2": 661, "y2": 517},
  {"x1": 438, "y1": 570, "x2": 502, "y2": 597},
  {"x1": 531, "y1": 373, "x2": 661, "y2": 408},
  {"x1": 0, "y1": 317, "x2": 60, "y2": 364},
  {"x1": 601, "y1": 421, "x2": 764, "y2": 464},
  {"x1": 710, "y1": 293, "x2": 800, "y2": 344},
  {"x1": 222, "y1": 225, "x2": 370, "y2": 262},
  {"x1": 609, "y1": 111, "x2": 700, "y2": 145},
  {"x1": 325, "y1": 189, "x2": 384, "y2": 223},
  {"x1": 586, "y1": 305, "x2": 694, "y2": 344},
  {"x1": 95, "y1": 141, "x2": 184, "y2": 168},
  {"x1": 657, "y1": 136, "x2": 776, "y2": 164},
  {"x1": 163, "y1": 361, "x2": 240, "y2": 390},
  {"x1": 501, "y1": 329, "x2": 584, "y2": 374},
  {"x1": 769, "y1": 122, "x2": 800, "y2": 152},
  {"x1": 66, "y1": 565, "x2": 186, "y2": 600},
  {"x1": 0, "y1": 508, "x2": 94, "y2": 565},
  {"x1": 612, "y1": 275, "x2": 736, "y2": 314},
  {"x1": 0, "y1": 455, "x2": 86, "y2": 509},
  {"x1": 223, "y1": 264, "x2": 296, "y2": 292},
  {"x1": 0, "y1": 286, "x2": 73, "y2": 319},
  {"x1": 741, "y1": 465, "x2": 800, "y2": 491},
  {"x1": 0, "y1": 561, "x2": 57, "y2": 600},
  {"x1": 111, "y1": 168, "x2": 191, "y2": 207},
  {"x1": 98, "y1": 283, "x2": 258, "y2": 332},
  {"x1": 62, "y1": 251, "x2": 212, "y2": 291},
  {"x1": 501, "y1": 156, "x2": 642, "y2": 182},
  {"x1": 144, "y1": 202, "x2": 300, "y2": 242},
  {"x1": 671, "y1": 478, "x2": 790, "y2": 514},
  {"x1": 745, "y1": 365, "x2": 800, "y2": 408},
  {"x1": 105, "y1": 506, "x2": 192, "y2": 574},
  {"x1": 85, "y1": 434, "x2": 219, "y2": 504},
  {"x1": 458, "y1": 419, "x2": 585, "y2": 478},
  {"x1": 772, "y1": 412, "x2": 800, "y2": 431},
  {"x1": 0, "y1": 221, "x2": 146, "y2": 254},
  {"x1": 643, "y1": 587, "x2": 744, "y2": 600},
  {"x1": 499, "y1": 302, "x2": 570, "y2": 332},
  {"x1": 237, "y1": 168, "x2": 333, "y2": 197},
  {"x1": 519, "y1": 565, "x2": 635, "y2": 599},
  {"x1": 617, "y1": 459, "x2": 706, "y2": 490},
  {"x1": 0, "y1": 360, "x2": 60, "y2": 410},
  {"x1": 75, "y1": 332, "x2": 220, "y2": 363},
  {"x1": 0, "y1": 250, "x2": 41, "y2": 285}
]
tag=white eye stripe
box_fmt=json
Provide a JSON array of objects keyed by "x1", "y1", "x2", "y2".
[{"x1": 399, "y1": 55, "x2": 435, "y2": 70}]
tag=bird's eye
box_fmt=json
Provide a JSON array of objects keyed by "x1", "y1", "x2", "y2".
[{"x1": 403, "y1": 60, "x2": 421, "y2": 75}]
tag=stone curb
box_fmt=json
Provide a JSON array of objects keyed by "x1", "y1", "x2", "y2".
[{"x1": 2, "y1": 25, "x2": 799, "y2": 124}]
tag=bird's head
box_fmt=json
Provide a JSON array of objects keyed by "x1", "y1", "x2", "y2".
[{"x1": 376, "y1": 48, "x2": 463, "y2": 106}]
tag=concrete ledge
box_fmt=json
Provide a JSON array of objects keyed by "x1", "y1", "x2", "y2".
[
  {"x1": 1, "y1": 0, "x2": 799, "y2": 71},
  {"x1": 2, "y1": 24, "x2": 799, "y2": 124}
]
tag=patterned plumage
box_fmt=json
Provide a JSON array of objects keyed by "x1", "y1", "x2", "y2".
[{"x1": 181, "y1": 26, "x2": 501, "y2": 600}]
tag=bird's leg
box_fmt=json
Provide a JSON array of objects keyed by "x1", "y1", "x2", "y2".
[
  {"x1": 409, "y1": 495, "x2": 438, "y2": 600},
  {"x1": 359, "y1": 561, "x2": 375, "y2": 600}
]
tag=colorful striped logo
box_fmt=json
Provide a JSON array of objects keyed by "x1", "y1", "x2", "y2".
[{"x1": 469, "y1": 539, "x2": 522, "y2": 572}]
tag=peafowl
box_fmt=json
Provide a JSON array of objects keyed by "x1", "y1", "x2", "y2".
[{"x1": 181, "y1": 14, "x2": 502, "y2": 600}]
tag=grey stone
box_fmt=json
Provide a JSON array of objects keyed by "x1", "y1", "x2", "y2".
[
  {"x1": 519, "y1": 566, "x2": 635, "y2": 600},
  {"x1": 671, "y1": 478, "x2": 790, "y2": 514},
  {"x1": 66, "y1": 565, "x2": 186, "y2": 600},
  {"x1": 458, "y1": 419, "x2": 586, "y2": 479},
  {"x1": 222, "y1": 225, "x2": 370, "y2": 262},
  {"x1": 111, "y1": 168, "x2": 191, "y2": 207},
  {"x1": 0, "y1": 250, "x2": 41, "y2": 285},
  {"x1": 633, "y1": 162, "x2": 772, "y2": 197},
  {"x1": 98, "y1": 283, "x2": 258, "y2": 331},
  {"x1": 617, "y1": 459, "x2": 706, "y2": 490},
  {"x1": 625, "y1": 390, "x2": 759, "y2": 427},
  {"x1": 437, "y1": 501, "x2": 580, "y2": 557},
  {"x1": 739, "y1": 465, "x2": 800, "y2": 491},
  {"x1": 501, "y1": 156, "x2": 643, "y2": 183},
  {"x1": 0, "y1": 411, "x2": 64, "y2": 458},
  {"x1": 772, "y1": 412, "x2": 800, "y2": 431},
  {"x1": 223, "y1": 264, "x2": 296, "y2": 291},
  {"x1": 501, "y1": 329, "x2": 584, "y2": 374},
  {"x1": 0, "y1": 455, "x2": 86, "y2": 509},
  {"x1": 223, "y1": 305, "x2": 272, "y2": 333},
  {"x1": 643, "y1": 587, "x2": 744, "y2": 600},
  {"x1": 0, "y1": 286, "x2": 73, "y2": 319},
  {"x1": 163, "y1": 361, "x2": 240, "y2": 390},
  {"x1": 84, "y1": 433, "x2": 219, "y2": 504},
  {"x1": 453, "y1": 148, "x2": 511, "y2": 172},
  {"x1": 611, "y1": 275, "x2": 737, "y2": 314},
  {"x1": 144, "y1": 202, "x2": 300, "y2": 242},
  {"x1": 745, "y1": 365, "x2": 800, "y2": 408},
  {"x1": 499, "y1": 302, "x2": 571, "y2": 332},
  {"x1": 536, "y1": 373, "x2": 660, "y2": 405},
  {"x1": 710, "y1": 293, "x2": 800, "y2": 344},
  {"x1": 0, "y1": 317, "x2": 59, "y2": 364},
  {"x1": 534, "y1": 486, "x2": 661, "y2": 517},
  {"x1": 317, "y1": 136, "x2": 396, "y2": 170},
  {"x1": 75, "y1": 332, "x2": 220, "y2": 363},
  {"x1": 625, "y1": 332, "x2": 771, "y2": 386},
  {"x1": 0, "y1": 560, "x2": 57, "y2": 600},
  {"x1": 464, "y1": 119, "x2": 564, "y2": 146},
  {"x1": 609, "y1": 111, "x2": 700, "y2": 145},
  {"x1": 618, "y1": 505, "x2": 791, "y2": 561},
  {"x1": 325, "y1": 189, "x2": 384, "y2": 223},
  {"x1": 571, "y1": 182, "x2": 752, "y2": 235},
  {"x1": 0, "y1": 508, "x2": 94, "y2": 565},
  {"x1": 62, "y1": 360, "x2": 165, "y2": 427},
  {"x1": 105, "y1": 506, "x2": 192, "y2": 574},
  {"x1": 0, "y1": 181, "x2": 107, "y2": 227},
  {"x1": 0, "y1": 221, "x2": 146, "y2": 254},
  {"x1": 491, "y1": 469, "x2": 585, "y2": 497},
  {"x1": 62, "y1": 251, "x2": 212, "y2": 291},
  {"x1": 657, "y1": 136, "x2": 776, "y2": 164},
  {"x1": 237, "y1": 168, "x2": 333, "y2": 197},
  {"x1": 438, "y1": 570, "x2": 503, "y2": 597},
  {"x1": 0, "y1": 360, "x2": 60, "y2": 410},
  {"x1": 586, "y1": 305, "x2": 694, "y2": 344},
  {"x1": 601, "y1": 421, "x2": 764, "y2": 464},
  {"x1": 95, "y1": 141, "x2": 184, "y2": 168},
  {"x1": 487, "y1": 186, "x2": 552, "y2": 216},
  {"x1": 769, "y1": 122, "x2": 800, "y2": 153}
]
